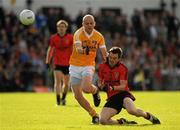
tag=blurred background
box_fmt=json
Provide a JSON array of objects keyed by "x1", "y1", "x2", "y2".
[{"x1": 0, "y1": 0, "x2": 179, "y2": 92}]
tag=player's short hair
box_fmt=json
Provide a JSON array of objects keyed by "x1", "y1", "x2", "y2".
[
  {"x1": 82, "y1": 14, "x2": 95, "y2": 22},
  {"x1": 56, "y1": 20, "x2": 68, "y2": 27},
  {"x1": 108, "y1": 47, "x2": 123, "y2": 58}
]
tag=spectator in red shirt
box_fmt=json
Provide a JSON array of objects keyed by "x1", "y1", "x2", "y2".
[
  {"x1": 46, "y1": 20, "x2": 73, "y2": 106},
  {"x1": 98, "y1": 47, "x2": 160, "y2": 125}
]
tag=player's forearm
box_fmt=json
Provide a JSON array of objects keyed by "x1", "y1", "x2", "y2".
[
  {"x1": 100, "y1": 47, "x2": 107, "y2": 62},
  {"x1": 75, "y1": 41, "x2": 84, "y2": 54},
  {"x1": 46, "y1": 53, "x2": 50, "y2": 64},
  {"x1": 75, "y1": 41, "x2": 89, "y2": 55},
  {"x1": 110, "y1": 84, "x2": 126, "y2": 91},
  {"x1": 97, "y1": 79, "x2": 105, "y2": 90},
  {"x1": 110, "y1": 80, "x2": 127, "y2": 91},
  {"x1": 76, "y1": 47, "x2": 85, "y2": 54},
  {"x1": 46, "y1": 47, "x2": 53, "y2": 64}
]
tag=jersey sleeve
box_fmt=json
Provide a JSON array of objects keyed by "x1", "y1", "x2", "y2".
[
  {"x1": 49, "y1": 36, "x2": 55, "y2": 47},
  {"x1": 98, "y1": 35, "x2": 105, "y2": 48},
  {"x1": 73, "y1": 30, "x2": 82, "y2": 44}
]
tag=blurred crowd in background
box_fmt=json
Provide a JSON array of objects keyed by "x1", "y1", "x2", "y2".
[{"x1": 0, "y1": 6, "x2": 180, "y2": 92}]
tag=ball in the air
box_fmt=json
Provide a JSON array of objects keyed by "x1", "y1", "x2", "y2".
[{"x1": 19, "y1": 9, "x2": 35, "y2": 25}]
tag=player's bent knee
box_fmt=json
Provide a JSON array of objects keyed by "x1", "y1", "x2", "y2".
[
  {"x1": 54, "y1": 82, "x2": 61, "y2": 88},
  {"x1": 74, "y1": 94, "x2": 83, "y2": 101},
  {"x1": 82, "y1": 87, "x2": 92, "y2": 93},
  {"x1": 54, "y1": 85, "x2": 60, "y2": 89}
]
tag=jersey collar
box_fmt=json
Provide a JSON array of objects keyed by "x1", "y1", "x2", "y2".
[
  {"x1": 57, "y1": 33, "x2": 67, "y2": 38},
  {"x1": 83, "y1": 27, "x2": 94, "y2": 39}
]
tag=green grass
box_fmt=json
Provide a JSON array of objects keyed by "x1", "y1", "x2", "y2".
[{"x1": 0, "y1": 91, "x2": 180, "y2": 130}]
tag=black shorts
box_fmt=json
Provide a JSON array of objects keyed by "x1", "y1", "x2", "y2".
[
  {"x1": 104, "y1": 91, "x2": 136, "y2": 114},
  {"x1": 54, "y1": 65, "x2": 69, "y2": 75}
]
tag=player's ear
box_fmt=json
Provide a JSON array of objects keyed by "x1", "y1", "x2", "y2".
[{"x1": 94, "y1": 21, "x2": 96, "y2": 27}]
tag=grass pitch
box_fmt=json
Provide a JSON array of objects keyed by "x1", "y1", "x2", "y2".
[{"x1": 0, "y1": 91, "x2": 180, "y2": 130}]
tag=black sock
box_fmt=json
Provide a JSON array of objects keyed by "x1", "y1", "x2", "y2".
[
  {"x1": 62, "y1": 93, "x2": 66, "y2": 100},
  {"x1": 56, "y1": 95, "x2": 60, "y2": 104},
  {"x1": 145, "y1": 112, "x2": 150, "y2": 120}
]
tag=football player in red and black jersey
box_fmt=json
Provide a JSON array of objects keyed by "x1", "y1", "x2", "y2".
[
  {"x1": 98, "y1": 47, "x2": 160, "y2": 125},
  {"x1": 46, "y1": 20, "x2": 73, "y2": 106}
]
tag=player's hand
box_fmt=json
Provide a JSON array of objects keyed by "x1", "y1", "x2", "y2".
[
  {"x1": 98, "y1": 80, "x2": 111, "y2": 92},
  {"x1": 103, "y1": 85, "x2": 115, "y2": 92},
  {"x1": 85, "y1": 46, "x2": 89, "y2": 55},
  {"x1": 46, "y1": 64, "x2": 50, "y2": 69},
  {"x1": 83, "y1": 46, "x2": 89, "y2": 55},
  {"x1": 99, "y1": 84, "x2": 114, "y2": 92},
  {"x1": 98, "y1": 79, "x2": 105, "y2": 90},
  {"x1": 109, "y1": 85, "x2": 115, "y2": 91}
]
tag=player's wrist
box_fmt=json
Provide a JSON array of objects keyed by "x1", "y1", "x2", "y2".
[
  {"x1": 111, "y1": 86, "x2": 115, "y2": 91},
  {"x1": 82, "y1": 46, "x2": 89, "y2": 55},
  {"x1": 46, "y1": 64, "x2": 50, "y2": 69},
  {"x1": 77, "y1": 47, "x2": 89, "y2": 55},
  {"x1": 109, "y1": 85, "x2": 115, "y2": 91},
  {"x1": 77, "y1": 48, "x2": 84, "y2": 54}
]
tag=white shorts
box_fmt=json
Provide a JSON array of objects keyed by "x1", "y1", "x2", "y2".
[{"x1": 69, "y1": 65, "x2": 95, "y2": 85}]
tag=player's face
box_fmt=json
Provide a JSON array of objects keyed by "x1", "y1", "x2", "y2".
[
  {"x1": 57, "y1": 23, "x2": 67, "y2": 36},
  {"x1": 108, "y1": 52, "x2": 120, "y2": 68},
  {"x1": 82, "y1": 16, "x2": 95, "y2": 34}
]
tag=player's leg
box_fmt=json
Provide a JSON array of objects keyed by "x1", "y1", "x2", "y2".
[
  {"x1": 69, "y1": 65, "x2": 99, "y2": 124},
  {"x1": 100, "y1": 108, "x2": 137, "y2": 125},
  {"x1": 61, "y1": 74, "x2": 69, "y2": 105},
  {"x1": 81, "y1": 66, "x2": 101, "y2": 107},
  {"x1": 123, "y1": 97, "x2": 147, "y2": 117},
  {"x1": 123, "y1": 97, "x2": 160, "y2": 124},
  {"x1": 91, "y1": 84, "x2": 101, "y2": 107},
  {"x1": 54, "y1": 70, "x2": 63, "y2": 105},
  {"x1": 71, "y1": 78, "x2": 99, "y2": 124},
  {"x1": 100, "y1": 93, "x2": 137, "y2": 125},
  {"x1": 100, "y1": 107, "x2": 119, "y2": 125}
]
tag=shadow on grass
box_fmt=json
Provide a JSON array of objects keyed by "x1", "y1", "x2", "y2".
[
  {"x1": 121, "y1": 123, "x2": 160, "y2": 127},
  {"x1": 54, "y1": 104, "x2": 80, "y2": 108}
]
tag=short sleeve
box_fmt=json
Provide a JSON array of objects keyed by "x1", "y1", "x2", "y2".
[
  {"x1": 49, "y1": 36, "x2": 55, "y2": 47},
  {"x1": 73, "y1": 30, "x2": 82, "y2": 44},
  {"x1": 98, "y1": 35, "x2": 105, "y2": 48}
]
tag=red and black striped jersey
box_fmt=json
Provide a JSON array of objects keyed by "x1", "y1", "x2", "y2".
[
  {"x1": 49, "y1": 33, "x2": 73, "y2": 66},
  {"x1": 98, "y1": 62, "x2": 129, "y2": 99}
]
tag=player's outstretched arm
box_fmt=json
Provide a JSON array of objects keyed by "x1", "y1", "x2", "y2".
[{"x1": 75, "y1": 41, "x2": 89, "y2": 55}]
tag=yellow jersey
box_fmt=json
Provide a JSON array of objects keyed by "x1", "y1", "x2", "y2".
[{"x1": 69, "y1": 27, "x2": 105, "y2": 66}]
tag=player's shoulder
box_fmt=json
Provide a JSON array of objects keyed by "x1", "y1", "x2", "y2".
[
  {"x1": 66, "y1": 33, "x2": 73, "y2": 38},
  {"x1": 119, "y1": 62, "x2": 128, "y2": 71},
  {"x1": 50, "y1": 33, "x2": 58, "y2": 39},
  {"x1": 74, "y1": 27, "x2": 83, "y2": 36},
  {"x1": 93, "y1": 29, "x2": 104, "y2": 37}
]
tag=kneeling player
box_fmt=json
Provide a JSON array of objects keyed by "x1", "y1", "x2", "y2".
[{"x1": 98, "y1": 47, "x2": 161, "y2": 125}]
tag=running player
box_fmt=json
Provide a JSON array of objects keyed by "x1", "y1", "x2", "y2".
[
  {"x1": 46, "y1": 20, "x2": 73, "y2": 106},
  {"x1": 69, "y1": 14, "x2": 107, "y2": 124}
]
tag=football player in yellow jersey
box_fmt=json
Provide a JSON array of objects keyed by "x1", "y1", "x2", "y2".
[{"x1": 69, "y1": 14, "x2": 107, "y2": 124}]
